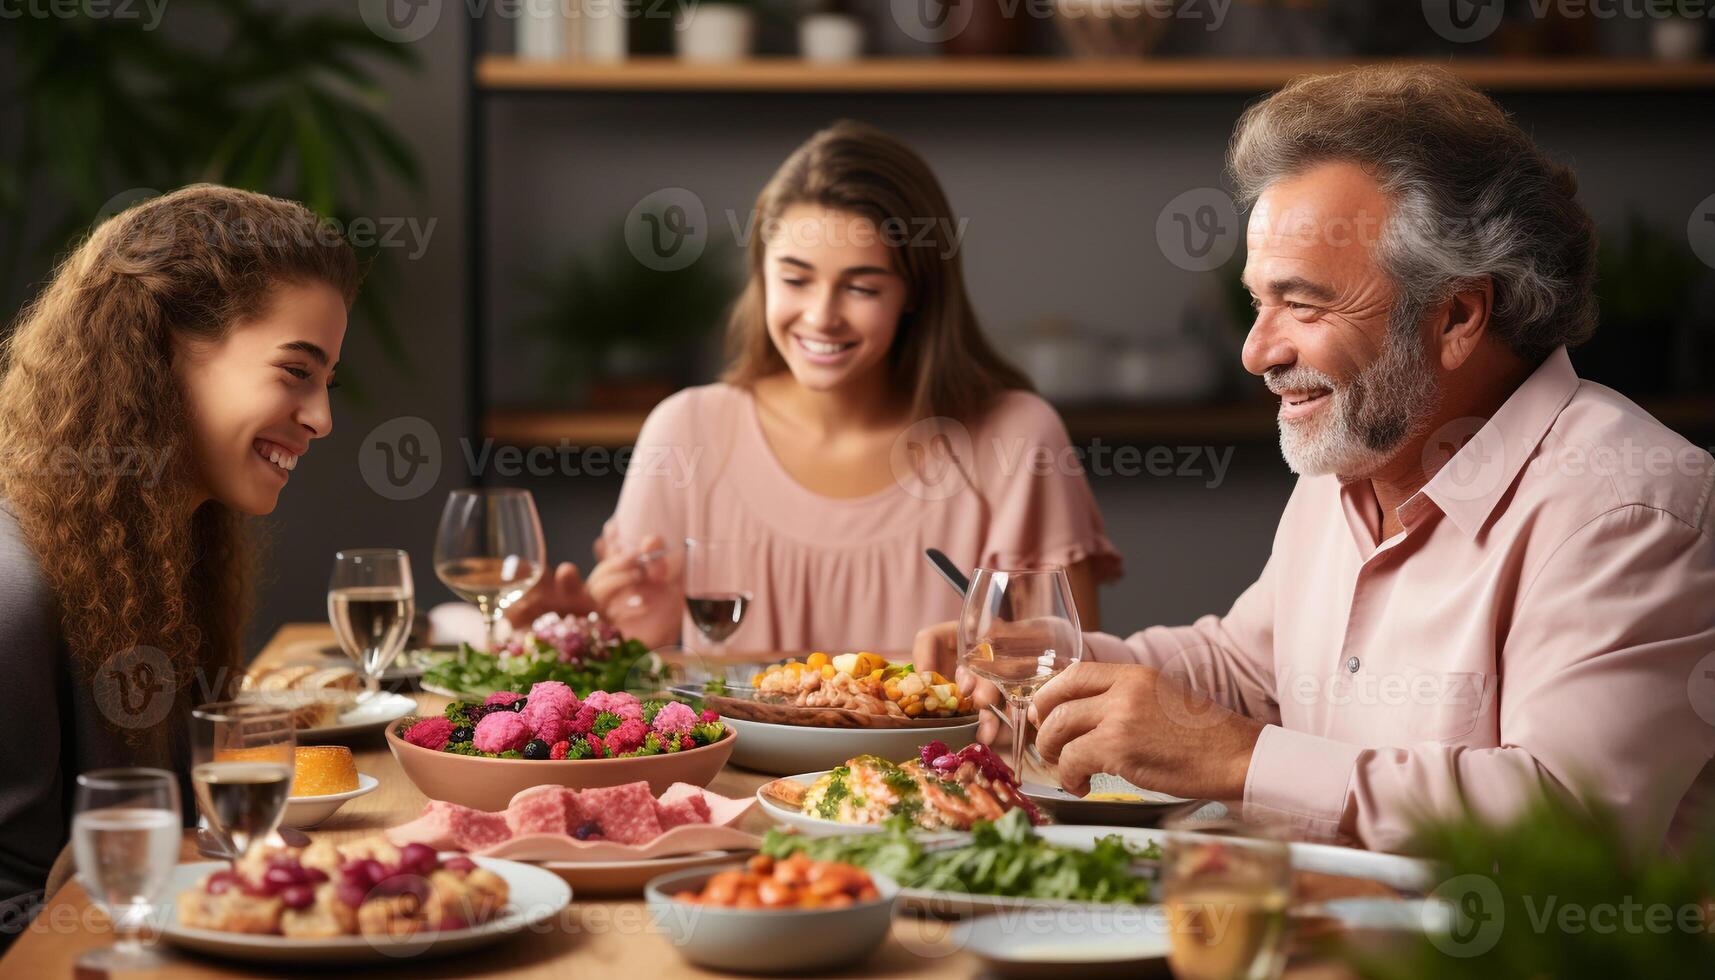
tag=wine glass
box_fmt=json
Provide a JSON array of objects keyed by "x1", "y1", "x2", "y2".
[
  {"x1": 433, "y1": 488, "x2": 546, "y2": 654},
  {"x1": 72, "y1": 768, "x2": 182, "y2": 969},
  {"x1": 191, "y1": 702, "x2": 295, "y2": 865},
  {"x1": 1161, "y1": 819, "x2": 1293, "y2": 980},
  {"x1": 328, "y1": 548, "x2": 415, "y2": 701},
  {"x1": 682, "y1": 538, "x2": 751, "y2": 657},
  {"x1": 957, "y1": 565, "x2": 1082, "y2": 784}
]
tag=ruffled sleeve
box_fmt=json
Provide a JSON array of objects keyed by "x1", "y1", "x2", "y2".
[{"x1": 969, "y1": 391, "x2": 1123, "y2": 582}]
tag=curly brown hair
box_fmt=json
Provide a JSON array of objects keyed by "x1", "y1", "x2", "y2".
[{"x1": 0, "y1": 184, "x2": 360, "y2": 721}]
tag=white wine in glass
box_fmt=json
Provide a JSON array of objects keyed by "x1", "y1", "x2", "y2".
[
  {"x1": 958, "y1": 566, "x2": 1082, "y2": 782},
  {"x1": 72, "y1": 768, "x2": 182, "y2": 970},
  {"x1": 191, "y1": 702, "x2": 295, "y2": 864},
  {"x1": 433, "y1": 488, "x2": 545, "y2": 653},
  {"x1": 328, "y1": 548, "x2": 415, "y2": 699}
]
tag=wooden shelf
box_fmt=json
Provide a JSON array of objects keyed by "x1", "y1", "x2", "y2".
[
  {"x1": 486, "y1": 393, "x2": 1712, "y2": 451},
  {"x1": 476, "y1": 56, "x2": 1715, "y2": 94}
]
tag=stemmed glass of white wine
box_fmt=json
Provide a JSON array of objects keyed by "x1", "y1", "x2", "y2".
[
  {"x1": 72, "y1": 768, "x2": 182, "y2": 969},
  {"x1": 191, "y1": 702, "x2": 295, "y2": 866},
  {"x1": 328, "y1": 548, "x2": 415, "y2": 701},
  {"x1": 433, "y1": 488, "x2": 546, "y2": 654},
  {"x1": 957, "y1": 565, "x2": 1083, "y2": 783}
]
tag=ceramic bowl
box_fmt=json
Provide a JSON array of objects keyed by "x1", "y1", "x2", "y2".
[
  {"x1": 280, "y1": 773, "x2": 379, "y2": 829},
  {"x1": 386, "y1": 719, "x2": 736, "y2": 811},
  {"x1": 645, "y1": 864, "x2": 898, "y2": 973},
  {"x1": 722, "y1": 716, "x2": 977, "y2": 776}
]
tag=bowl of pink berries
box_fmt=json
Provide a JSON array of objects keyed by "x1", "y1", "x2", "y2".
[{"x1": 387, "y1": 684, "x2": 736, "y2": 811}]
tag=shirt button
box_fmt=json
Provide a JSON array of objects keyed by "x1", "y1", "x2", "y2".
[{"x1": 1346, "y1": 656, "x2": 1361, "y2": 673}]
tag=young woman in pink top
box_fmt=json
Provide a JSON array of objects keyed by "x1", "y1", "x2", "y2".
[{"x1": 515, "y1": 121, "x2": 1120, "y2": 653}]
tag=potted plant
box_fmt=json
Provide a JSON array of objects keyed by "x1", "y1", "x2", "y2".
[{"x1": 512, "y1": 220, "x2": 738, "y2": 408}]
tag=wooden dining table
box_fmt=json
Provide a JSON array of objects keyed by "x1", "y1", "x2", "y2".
[{"x1": 2, "y1": 623, "x2": 1384, "y2": 978}]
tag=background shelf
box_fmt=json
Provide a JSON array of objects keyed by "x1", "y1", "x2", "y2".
[{"x1": 476, "y1": 56, "x2": 1715, "y2": 94}]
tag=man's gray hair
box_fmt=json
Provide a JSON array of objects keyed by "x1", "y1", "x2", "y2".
[{"x1": 1227, "y1": 66, "x2": 1598, "y2": 361}]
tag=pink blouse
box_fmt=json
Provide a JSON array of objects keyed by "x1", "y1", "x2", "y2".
[{"x1": 605, "y1": 383, "x2": 1121, "y2": 653}]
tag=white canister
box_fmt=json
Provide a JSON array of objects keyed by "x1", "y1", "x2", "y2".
[
  {"x1": 799, "y1": 13, "x2": 864, "y2": 63},
  {"x1": 581, "y1": 0, "x2": 628, "y2": 63},
  {"x1": 515, "y1": 0, "x2": 566, "y2": 61},
  {"x1": 676, "y1": 3, "x2": 755, "y2": 63}
]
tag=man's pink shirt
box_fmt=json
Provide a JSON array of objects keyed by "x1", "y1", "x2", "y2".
[{"x1": 1088, "y1": 348, "x2": 1715, "y2": 851}]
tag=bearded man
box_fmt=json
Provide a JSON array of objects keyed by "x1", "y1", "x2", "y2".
[{"x1": 917, "y1": 65, "x2": 1715, "y2": 852}]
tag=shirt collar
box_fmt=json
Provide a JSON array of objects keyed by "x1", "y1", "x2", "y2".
[{"x1": 1417, "y1": 346, "x2": 1581, "y2": 539}]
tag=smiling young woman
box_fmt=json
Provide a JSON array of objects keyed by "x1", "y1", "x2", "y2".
[
  {"x1": 511, "y1": 121, "x2": 1122, "y2": 653},
  {"x1": 0, "y1": 185, "x2": 359, "y2": 935}
]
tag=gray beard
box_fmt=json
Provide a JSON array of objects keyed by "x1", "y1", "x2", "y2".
[{"x1": 1275, "y1": 308, "x2": 1441, "y2": 479}]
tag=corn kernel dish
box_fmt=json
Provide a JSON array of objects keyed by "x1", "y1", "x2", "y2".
[{"x1": 751, "y1": 653, "x2": 974, "y2": 720}]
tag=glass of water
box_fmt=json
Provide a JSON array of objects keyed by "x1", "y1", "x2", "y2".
[{"x1": 72, "y1": 767, "x2": 183, "y2": 969}]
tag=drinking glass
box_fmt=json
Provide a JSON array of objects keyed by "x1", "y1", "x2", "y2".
[
  {"x1": 191, "y1": 702, "x2": 295, "y2": 865},
  {"x1": 433, "y1": 488, "x2": 546, "y2": 653},
  {"x1": 328, "y1": 548, "x2": 415, "y2": 700},
  {"x1": 682, "y1": 538, "x2": 752, "y2": 657},
  {"x1": 957, "y1": 565, "x2": 1082, "y2": 783},
  {"x1": 72, "y1": 768, "x2": 182, "y2": 969},
  {"x1": 1161, "y1": 820, "x2": 1293, "y2": 980}
]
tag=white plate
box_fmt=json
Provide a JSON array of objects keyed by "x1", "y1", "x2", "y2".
[
  {"x1": 756, "y1": 771, "x2": 963, "y2": 838},
  {"x1": 1031, "y1": 825, "x2": 1441, "y2": 894},
  {"x1": 296, "y1": 693, "x2": 416, "y2": 742},
  {"x1": 724, "y1": 716, "x2": 977, "y2": 776},
  {"x1": 159, "y1": 856, "x2": 570, "y2": 964},
  {"x1": 953, "y1": 904, "x2": 1172, "y2": 976},
  {"x1": 280, "y1": 774, "x2": 379, "y2": 829}
]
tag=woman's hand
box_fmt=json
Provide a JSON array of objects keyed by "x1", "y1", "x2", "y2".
[
  {"x1": 912, "y1": 621, "x2": 1006, "y2": 744},
  {"x1": 586, "y1": 533, "x2": 681, "y2": 649},
  {"x1": 504, "y1": 561, "x2": 595, "y2": 628}
]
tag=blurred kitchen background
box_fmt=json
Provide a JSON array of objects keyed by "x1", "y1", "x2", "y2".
[{"x1": 3, "y1": 1, "x2": 1713, "y2": 653}]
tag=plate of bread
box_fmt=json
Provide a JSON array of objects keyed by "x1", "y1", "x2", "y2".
[{"x1": 241, "y1": 663, "x2": 415, "y2": 741}]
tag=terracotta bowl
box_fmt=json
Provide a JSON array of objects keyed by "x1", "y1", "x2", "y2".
[{"x1": 385, "y1": 718, "x2": 737, "y2": 811}]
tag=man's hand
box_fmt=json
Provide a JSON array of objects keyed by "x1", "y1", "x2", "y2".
[
  {"x1": 1031, "y1": 661, "x2": 1264, "y2": 801},
  {"x1": 504, "y1": 561, "x2": 595, "y2": 628},
  {"x1": 912, "y1": 622, "x2": 1006, "y2": 744}
]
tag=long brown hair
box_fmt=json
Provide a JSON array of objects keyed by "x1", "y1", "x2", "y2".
[
  {"x1": 722, "y1": 120, "x2": 1031, "y2": 423},
  {"x1": 0, "y1": 184, "x2": 360, "y2": 715}
]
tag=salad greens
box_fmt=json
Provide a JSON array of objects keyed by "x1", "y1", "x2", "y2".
[
  {"x1": 761, "y1": 809, "x2": 1160, "y2": 903},
  {"x1": 421, "y1": 639, "x2": 656, "y2": 698}
]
